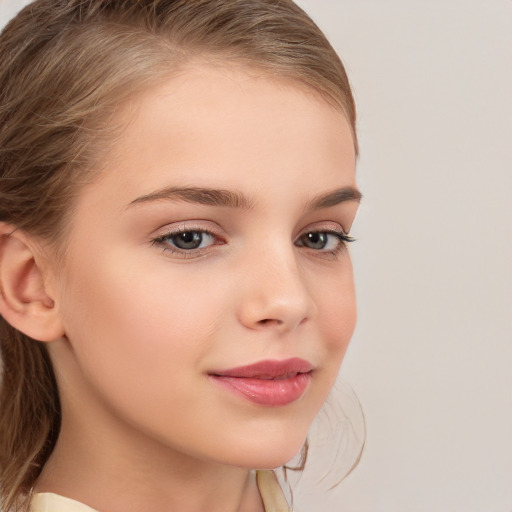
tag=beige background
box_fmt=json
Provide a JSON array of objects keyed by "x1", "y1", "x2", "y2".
[
  {"x1": 1, "y1": 1, "x2": 511, "y2": 511},
  {"x1": 294, "y1": 1, "x2": 512, "y2": 511}
]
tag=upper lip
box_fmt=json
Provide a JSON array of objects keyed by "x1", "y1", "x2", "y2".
[{"x1": 210, "y1": 357, "x2": 314, "y2": 380}]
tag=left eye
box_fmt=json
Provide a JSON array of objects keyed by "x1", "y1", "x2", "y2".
[
  {"x1": 296, "y1": 231, "x2": 350, "y2": 251},
  {"x1": 155, "y1": 230, "x2": 215, "y2": 250}
]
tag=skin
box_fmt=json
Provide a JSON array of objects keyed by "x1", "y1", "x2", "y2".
[{"x1": 34, "y1": 63, "x2": 360, "y2": 512}]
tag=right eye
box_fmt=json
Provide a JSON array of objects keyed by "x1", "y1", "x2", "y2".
[{"x1": 151, "y1": 228, "x2": 218, "y2": 255}]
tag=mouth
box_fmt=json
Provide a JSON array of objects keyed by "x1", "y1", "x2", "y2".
[{"x1": 209, "y1": 358, "x2": 313, "y2": 407}]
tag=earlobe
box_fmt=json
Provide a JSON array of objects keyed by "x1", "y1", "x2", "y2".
[{"x1": 0, "y1": 223, "x2": 64, "y2": 342}]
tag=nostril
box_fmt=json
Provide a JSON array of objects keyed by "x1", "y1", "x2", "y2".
[{"x1": 258, "y1": 318, "x2": 282, "y2": 326}]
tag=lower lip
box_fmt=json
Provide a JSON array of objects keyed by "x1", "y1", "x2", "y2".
[{"x1": 210, "y1": 373, "x2": 311, "y2": 407}]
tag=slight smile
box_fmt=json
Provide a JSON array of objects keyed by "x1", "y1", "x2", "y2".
[{"x1": 209, "y1": 358, "x2": 313, "y2": 407}]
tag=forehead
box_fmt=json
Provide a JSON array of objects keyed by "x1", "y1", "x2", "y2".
[{"x1": 87, "y1": 63, "x2": 356, "y2": 208}]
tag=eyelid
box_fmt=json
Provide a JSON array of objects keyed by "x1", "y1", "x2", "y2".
[
  {"x1": 297, "y1": 221, "x2": 352, "y2": 239},
  {"x1": 150, "y1": 220, "x2": 224, "y2": 239}
]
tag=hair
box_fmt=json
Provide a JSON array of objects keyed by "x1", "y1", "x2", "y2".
[{"x1": 0, "y1": 0, "x2": 357, "y2": 509}]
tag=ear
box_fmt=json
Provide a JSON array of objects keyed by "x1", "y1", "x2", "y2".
[{"x1": 0, "y1": 223, "x2": 65, "y2": 342}]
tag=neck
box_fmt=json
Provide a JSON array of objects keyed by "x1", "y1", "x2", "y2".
[{"x1": 36, "y1": 400, "x2": 264, "y2": 512}]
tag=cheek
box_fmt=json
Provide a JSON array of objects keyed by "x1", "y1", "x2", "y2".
[
  {"x1": 58, "y1": 250, "x2": 229, "y2": 406},
  {"x1": 315, "y1": 260, "x2": 357, "y2": 370}
]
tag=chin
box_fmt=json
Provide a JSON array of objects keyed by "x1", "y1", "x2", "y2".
[
  {"x1": 221, "y1": 427, "x2": 308, "y2": 471},
  {"x1": 232, "y1": 450, "x2": 304, "y2": 471}
]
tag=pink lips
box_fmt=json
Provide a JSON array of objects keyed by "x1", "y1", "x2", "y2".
[{"x1": 209, "y1": 358, "x2": 313, "y2": 407}]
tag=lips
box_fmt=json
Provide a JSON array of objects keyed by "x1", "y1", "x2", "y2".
[{"x1": 209, "y1": 358, "x2": 313, "y2": 407}]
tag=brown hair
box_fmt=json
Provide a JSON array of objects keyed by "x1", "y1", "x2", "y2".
[{"x1": 0, "y1": 0, "x2": 357, "y2": 509}]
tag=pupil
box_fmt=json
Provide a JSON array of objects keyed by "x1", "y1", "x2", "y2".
[
  {"x1": 173, "y1": 231, "x2": 202, "y2": 249},
  {"x1": 305, "y1": 232, "x2": 327, "y2": 249}
]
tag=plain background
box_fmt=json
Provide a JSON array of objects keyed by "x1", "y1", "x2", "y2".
[
  {"x1": 1, "y1": 1, "x2": 511, "y2": 511},
  {"x1": 294, "y1": 1, "x2": 512, "y2": 511}
]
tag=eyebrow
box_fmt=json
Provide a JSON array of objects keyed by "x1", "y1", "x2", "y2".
[
  {"x1": 127, "y1": 186, "x2": 254, "y2": 210},
  {"x1": 127, "y1": 185, "x2": 361, "y2": 211},
  {"x1": 305, "y1": 186, "x2": 362, "y2": 210}
]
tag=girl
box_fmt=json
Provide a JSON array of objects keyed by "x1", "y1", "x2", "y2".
[{"x1": 0, "y1": 1, "x2": 361, "y2": 511}]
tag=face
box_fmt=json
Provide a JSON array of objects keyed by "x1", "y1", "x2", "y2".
[{"x1": 50, "y1": 63, "x2": 360, "y2": 470}]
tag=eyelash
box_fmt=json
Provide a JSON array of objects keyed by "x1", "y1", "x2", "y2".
[
  {"x1": 150, "y1": 227, "x2": 221, "y2": 259},
  {"x1": 295, "y1": 230, "x2": 355, "y2": 256},
  {"x1": 150, "y1": 226, "x2": 355, "y2": 259}
]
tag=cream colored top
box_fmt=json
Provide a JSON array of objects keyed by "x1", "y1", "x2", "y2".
[{"x1": 30, "y1": 470, "x2": 290, "y2": 512}]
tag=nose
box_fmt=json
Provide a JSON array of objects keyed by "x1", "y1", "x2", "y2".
[{"x1": 236, "y1": 247, "x2": 316, "y2": 333}]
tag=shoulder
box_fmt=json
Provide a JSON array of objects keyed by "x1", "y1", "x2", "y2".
[{"x1": 30, "y1": 493, "x2": 98, "y2": 512}]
